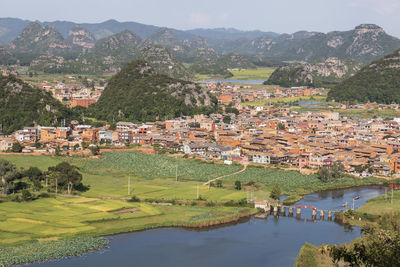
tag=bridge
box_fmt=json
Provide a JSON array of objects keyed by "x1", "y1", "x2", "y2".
[{"x1": 255, "y1": 202, "x2": 338, "y2": 220}]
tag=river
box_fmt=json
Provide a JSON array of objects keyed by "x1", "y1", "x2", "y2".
[{"x1": 32, "y1": 185, "x2": 386, "y2": 267}]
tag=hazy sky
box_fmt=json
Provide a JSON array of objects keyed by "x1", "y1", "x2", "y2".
[{"x1": 1, "y1": 0, "x2": 400, "y2": 37}]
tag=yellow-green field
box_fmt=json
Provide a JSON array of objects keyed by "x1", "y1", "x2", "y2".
[
  {"x1": 0, "y1": 196, "x2": 253, "y2": 246},
  {"x1": 0, "y1": 153, "x2": 257, "y2": 246},
  {"x1": 229, "y1": 68, "x2": 275, "y2": 80}
]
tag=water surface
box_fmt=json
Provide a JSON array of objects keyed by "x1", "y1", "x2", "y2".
[{"x1": 33, "y1": 186, "x2": 386, "y2": 267}]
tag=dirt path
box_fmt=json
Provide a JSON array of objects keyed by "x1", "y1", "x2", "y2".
[{"x1": 204, "y1": 163, "x2": 248, "y2": 185}]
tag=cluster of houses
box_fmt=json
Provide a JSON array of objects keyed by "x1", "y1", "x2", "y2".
[
  {"x1": 39, "y1": 78, "x2": 105, "y2": 108},
  {"x1": 207, "y1": 82, "x2": 321, "y2": 105},
  {"x1": 3, "y1": 78, "x2": 400, "y2": 177},
  {"x1": 3, "y1": 106, "x2": 400, "y2": 177}
]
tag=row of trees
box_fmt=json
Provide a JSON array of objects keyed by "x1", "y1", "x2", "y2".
[
  {"x1": 0, "y1": 159, "x2": 84, "y2": 198},
  {"x1": 328, "y1": 212, "x2": 400, "y2": 266}
]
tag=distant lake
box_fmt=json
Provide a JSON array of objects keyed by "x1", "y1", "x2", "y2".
[
  {"x1": 199, "y1": 79, "x2": 265, "y2": 84},
  {"x1": 297, "y1": 100, "x2": 324, "y2": 108},
  {"x1": 32, "y1": 186, "x2": 386, "y2": 267}
]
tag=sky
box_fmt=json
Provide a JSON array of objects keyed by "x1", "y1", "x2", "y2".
[{"x1": 1, "y1": 0, "x2": 400, "y2": 37}]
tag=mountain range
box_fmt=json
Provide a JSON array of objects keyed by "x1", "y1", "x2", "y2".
[
  {"x1": 1, "y1": 18, "x2": 400, "y2": 63},
  {"x1": 328, "y1": 48, "x2": 400, "y2": 104},
  {"x1": 1, "y1": 18, "x2": 400, "y2": 84}
]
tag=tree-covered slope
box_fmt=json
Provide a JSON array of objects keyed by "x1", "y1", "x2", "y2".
[
  {"x1": 90, "y1": 60, "x2": 216, "y2": 122},
  {"x1": 137, "y1": 45, "x2": 194, "y2": 80},
  {"x1": 190, "y1": 52, "x2": 256, "y2": 78},
  {"x1": 0, "y1": 75, "x2": 69, "y2": 134},
  {"x1": 265, "y1": 57, "x2": 362, "y2": 88},
  {"x1": 0, "y1": 45, "x2": 17, "y2": 65},
  {"x1": 10, "y1": 22, "x2": 80, "y2": 64},
  {"x1": 327, "y1": 49, "x2": 400, "y2": 103}
]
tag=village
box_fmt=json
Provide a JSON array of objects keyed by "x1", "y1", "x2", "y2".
[{"x1": 2, "y1": 80, "x2": 400, "y2": 178}]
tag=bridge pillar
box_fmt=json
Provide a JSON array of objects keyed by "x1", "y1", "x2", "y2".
[
  {"x1": 328, "y1": 211, "x2": 332, "y2": 220},
  {"x1": 312, "y1": 209, "x2": 317, "y2": 219},
  {"x1": 320, "y1": 210, "x2": 324, "y2": 219},
  {"x1": 288, "y1": 207, "x2": 293, "y2": 216},
  {"x1": 296, "y1": 207, "x2": 301, "y2": 216},
  {"x1": 273, "y1": 206, "x2": 278, "y2": 216},
  {"x1": 281, "y1": 206, "x2": 286, "y2": 216}
]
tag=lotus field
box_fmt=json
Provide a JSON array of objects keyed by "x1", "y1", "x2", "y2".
[
  {"x1": 0, "y1": 237, "x2": 108, "y2": 266},
  {"x1": 226, "y1": 166, "x2": 382, "y2": 194},
  {"x1": 80, "y1": 151, "x2": 243, "y2": 181}
]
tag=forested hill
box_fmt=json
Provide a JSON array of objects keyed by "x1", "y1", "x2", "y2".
[
  {"x1": 264, "y1": 58, "x2": 362, "y2": 88},
  {"x1": 0, "y1": 75, "x2": 69, "y2": 134},
  {"x1": 327, "y1": 49, "x2": 400, "y2": 104},
  {"x1": 89, "y1": 60, "x2": 217, "y2": 122}
]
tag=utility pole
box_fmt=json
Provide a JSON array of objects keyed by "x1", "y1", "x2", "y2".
[
  {"x1": 128, "y1": 176, "x2": 131, "y2": 195},
  {"x1": 197, "y1": 184, "x2": 199, "y2": 199},
  {"x1": 175, "y1": 165, "x2": 178, "y2": 182},
  {"x1": 392, "y1": 187, "x2": 394, "y2": 205}
]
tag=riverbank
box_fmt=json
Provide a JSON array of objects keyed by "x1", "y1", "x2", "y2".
[
  {"x1": 0, "y1": 202, "x2": 256, "y2": 266},
  {"x1": 295, "y1": 187, "x2": 400, "y2": 266}
]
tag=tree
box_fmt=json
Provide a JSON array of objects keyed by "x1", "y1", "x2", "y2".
[
  {"x1": 0, "y1": 159, "x2": 19, "y2": 194},
  {"x1": 277, "y1": 123, "x2": 286, "y2": 130},
  {"x1": 317, "y1": 162, "x2": 345, "y2": 182},
  {"x1": 223, "y1": 116, "x2": 231, "y2": 124},
  {"x1": 11, "y1": 142, "x2": 23, "y2": 153},
  {"x1": 21, "y1": 189, "x2": 34, "y2": 201},
  {"x1": 270, "y1": 183, "x2": 282, "y2": 200},
  {"x1": 24, "y1": 167, "x2": 43, "y2": 191},
  {"x1": 329, "y1": 213, "x2": 400, "y2": 267},
  {"x1": 89, "y1": 146, "x2": 100, "y2": 156},
  {"x1": 47, "y1": 162, "x2": 83, "y2": 195},
  {"x1": 235, "y1": 180, "x2": 241, "y2": 190}
]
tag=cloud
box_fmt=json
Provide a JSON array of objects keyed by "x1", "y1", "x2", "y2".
[
  {"x1": 348, "y1": 0, "x2": 400, "y2": 15},
  {"x1": 188, "y1": 12, "x2": 212, "y2": 27}
]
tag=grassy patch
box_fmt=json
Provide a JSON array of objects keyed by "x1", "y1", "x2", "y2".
[
  {"x1": 356, "y1": 190, "x2": 400, "y2": 215},
  {"x1": 295, "y1": 243, "x2": 335, "y2": 267}
]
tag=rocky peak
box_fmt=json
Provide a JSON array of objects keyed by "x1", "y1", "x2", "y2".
[
  {"x1": 354, "y1": 24, "x2": 384, "y2": 35},
  {"x1": 355, "y1": 24, "x2": 383, "y2": 31},
  {"x1": 67, "y1": 25, "x2": 96, "y2": 49}
]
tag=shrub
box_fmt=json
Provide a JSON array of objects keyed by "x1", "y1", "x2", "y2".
[
  {"x1": 21, "y1": 189, "x2": 34, "y2": 201},
  {"x1": 128, "y1": 195, "x2": 140, "y2": 202}
]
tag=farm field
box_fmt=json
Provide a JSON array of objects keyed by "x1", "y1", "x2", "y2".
[
  {"x1": 0, "y1": 152, "x2": 247, "y2": 201},
  {"x1": 229, "y1": 68, "x2": 275, "y2": 80},
  {"x1": 225, "y1": 166, "x2": 383, "y2": 195},
  {"x1": 0, "y1": 152, "x2": 384, "y2": 200},
  {"x1": 0, "y1": 195, "x2": 254, "y2": 247},
  {"x1": 13, "y1": 66, "x2": 112, "y2": 87}
]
